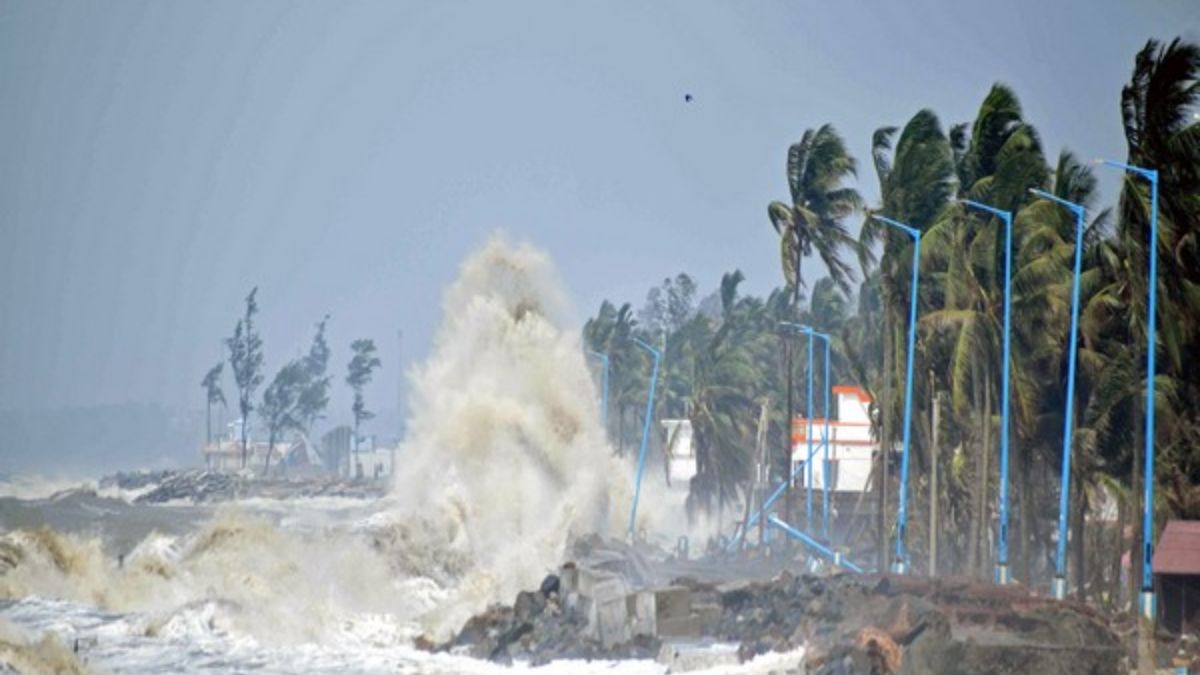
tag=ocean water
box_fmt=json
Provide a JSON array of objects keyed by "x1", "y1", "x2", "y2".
[{"x1": 0, "y1": 237, "x2": 752, "y2": 674}]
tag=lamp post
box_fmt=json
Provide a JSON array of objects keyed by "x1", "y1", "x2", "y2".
[
  {"x1": 727, "y1": 321, "x2": 821, "y2": 553},
  {"x1": 586, "y1": 350, "x2": 610, "y2": 429},
  {"x1": 778, "y1": 322, "x2": 815, "y2": 532},
  {"x1": 959, "y1": 199, "x2": 1014, "y2": 585},
  {"x1": 800, "y1": 326, "x2": 833, "y2": 542},
  {"x1": 627, "y1": 337, "x2": 661, "y2": 542},
  {"x1": 870, "y1": 215, "x2": 921, "y2": 575},
  {"x1": 806, "y1": 328, "x2": 815, "y2": 533},
  {"x1": 1029, "y1": 188, "x2": 1086, "y2": 600},
  {"x1": 1099, "y1": 159, "x2": 1159, "y2": 621}
]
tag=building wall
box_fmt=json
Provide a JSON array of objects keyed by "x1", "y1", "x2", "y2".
[{"x1": 791, "y1": 386, "x2": 880, "y2": 493}]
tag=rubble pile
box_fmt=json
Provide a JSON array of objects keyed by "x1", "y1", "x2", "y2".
[{"x1": 438, "y1": 561, "x2": 1127, "y2": 674}]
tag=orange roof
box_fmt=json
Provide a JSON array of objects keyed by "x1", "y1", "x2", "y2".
[{"x1": 832, "y1": 385, "x2": 871, "y2": 403}]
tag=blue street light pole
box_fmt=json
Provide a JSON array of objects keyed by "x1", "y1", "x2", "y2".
[
  {"x1": 627, "y1": 337, "x2": 661, "y2": 541},
  {"x1": 586, "y1": 350, "x2": 610, "y2": 429},
  {"x1": 798, "y1": 326, "x2": 833, "y2": 542},
  {"x1": 1099, "y1": 159, "x2": 1159, "y2": 620},
  {"x1": 778, "y1": 321, "x2": 818, "y2": 534},
  {"x1": 1029, "y1": 189, "x2": 1086, "y2": 600},
  {"x1": 806, "y1": 328, "x2": 815, "y2": 533},
  {"x1": 822, "y1": 334, "x2": 830, "y2": 541},
  {"x1": 871, "y1": 215, "x2": 921, "y2": 575},
  {"x1": 960, "y1": 200, "x2": 1014, "y2": 585}
]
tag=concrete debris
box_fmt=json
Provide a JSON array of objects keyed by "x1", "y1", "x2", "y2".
[{"x1": 435, "y1": 554, "x2": 1127, "y2": 674}]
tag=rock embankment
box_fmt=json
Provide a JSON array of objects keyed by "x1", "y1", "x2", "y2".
[
  {"x1": 100, "y1": 470, "x2": 386, "y2": 503},
  {"x1": 436, "y1": 566, "x2": 1126, "y2": 674}
]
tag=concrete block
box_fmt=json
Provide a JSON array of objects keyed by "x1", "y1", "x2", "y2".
[
  {"x1": 588, "y1": 576, "x2": 631, "y2": 647},
  {"x1": 657, "y1": 641, "x2": 741, "y2": 672},
  {"x1": 577, "y1": 567, "x2": 620, "y2": 599},
  {"x1": 559, "y1": 564, "x2": 579, "y2": 594},
  {"x1": 653, "y1": 586, "x2": 692, "y2": 623},
  {"x1": 628, "y1": 591, "x2": 656, "y2": 637},
  {"x1": 657, "y1": 614, "x2": 705, "y2": 638}
]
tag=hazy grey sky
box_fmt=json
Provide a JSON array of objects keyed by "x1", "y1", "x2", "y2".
[{"x1": 1, "y1": 1, "x2": 1196, "y2": 420}]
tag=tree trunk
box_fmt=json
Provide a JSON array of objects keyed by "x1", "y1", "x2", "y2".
[
  {"x1": 878, "y1": 310, "x2": 894, "y2": 571},
  {"x1": 1113, "y1": 495, "x2": 1126, "y2": 609},
  {"x1": 206, "y1": 401, "x2": 212, "y2": 446},
  {"x1": 240, "y1": 415, "x2": 249, "y2": 469},
  {"x1": 264, "y1": 429, "x2": 275, "y2": 475},
  {"x1": 1129, "y1": 406, "x2": 1143, "y2": 609},
  {"x1": 617, "y1": 402, "x2": 625, "y2": 454},
  {"x1": 353, "y1": 418, "x2": 360, "y2": 479},
  {"x1": 972, "y1": 368, "x2": 993, "y2": 579},
  {"x1": 1075, "y1": 485, "x2": 1088, "y2": 602},
  {"x1": 1018, "y1": 441, "x2": 1032, "y2": 585},
  {"x1": 784, "y1": 337, "x2": 795, "y2": 536},
  {"x1": 929, "y1": 381, "x2": 939, "y2": 577}
]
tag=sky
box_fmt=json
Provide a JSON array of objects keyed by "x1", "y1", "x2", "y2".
[{"x1": 1, "y1": 1, "x2": 1197, "y2": 431}]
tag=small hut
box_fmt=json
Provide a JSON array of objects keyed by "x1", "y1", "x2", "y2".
[{"x1": 1153, "y1": 520, "x2": 1200, "y2": 634}]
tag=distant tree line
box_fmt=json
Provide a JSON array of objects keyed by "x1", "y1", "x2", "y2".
[{"x1": 200, "y1": 289, "x2": 381, "y2": 474}]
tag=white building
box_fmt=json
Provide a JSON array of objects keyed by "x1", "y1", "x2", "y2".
[
  {"x1": 660, "y1": 419, "x2": 696, "y2": 490},
  {"x1": 791, "y1": 385, "x2": 882, "y2": 493}
]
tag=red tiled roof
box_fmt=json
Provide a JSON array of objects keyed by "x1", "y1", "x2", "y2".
[
  {"x1": 1153, "y1": 520, "x2": 1200, "y2": 575},
  {"x1": 832, "y1": 385, "x2": 871, "y2": 403}
]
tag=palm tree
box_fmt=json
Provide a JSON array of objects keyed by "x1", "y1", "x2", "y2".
[
  {"x1": 584, "y1": 301, "x2": 647, "y2": 452},
  {"x1": 768, "y1": 123, "x2": 863, "y2": 531},
  {"x1": 858, "y1": 108, "x2": 956, "y2": 569},
  {"x1": 768, "y1": 124, "x2": 864, "y2": 300},
  {"x1": 917, "y1": 85, "x2": 1051, "y2": 578},
  {"x1": 1112, "y1": 36, "x2": 1200, "y2": 601},
  {"x1": 201, "y1": 362, "x2": 226, "y2": 446}
]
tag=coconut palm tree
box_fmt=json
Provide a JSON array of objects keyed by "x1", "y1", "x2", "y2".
[
  {"x1": 686, "y1": 271, "x2": 763, "y2": 520},
  {"x1": 768, "y1": 124, "x2": 865, "y2": 301},
  {"x1": 768, "y1": 123, "x2": 864, "y2": 532},
  {"x1": 1109, "y1": 37, "x2": 1200, "y2": 600},
  {"x1": 858, "y1": 108, "x2": 956, "y2": 569},
  {"x1": 916, "y1": 84, "x2": 1053, "y2": 578}
]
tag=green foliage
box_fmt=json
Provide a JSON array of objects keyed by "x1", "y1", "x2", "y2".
[
  {"x1": 581, "y1": 38, "x2": 1200, "y2": 583},
  {"x1": 295, "y1": 315, "x2": 333, "y2": 432},
  {"x1": 769, "y1": 124, "x2": 864, "y2": 301},
  {"x1": 225, "y1": 287, "x2": 264, "y2": 468},
  {"x1": 347, "y1": 338, "x2": 382, "y2": 450},
  {"x1": 201, "y1": 362, "x2": 225, "y2": 408},
  {"x1": 259, "y1": 359, "x2": 308, "y2": 473}
]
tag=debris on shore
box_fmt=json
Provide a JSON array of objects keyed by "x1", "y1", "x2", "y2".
[{"x1": 434, "y1": 550, "x2": 1126, "y2": 674}]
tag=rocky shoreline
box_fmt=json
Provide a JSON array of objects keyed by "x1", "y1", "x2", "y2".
[
  {"x1": 99, "y1": 469, "x2": 387, "y2": 504},
  {"x1": 433, "y1": 540, "x2": 1129, "y2": 674}
]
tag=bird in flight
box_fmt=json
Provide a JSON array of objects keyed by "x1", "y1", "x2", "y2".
[{"x1": 684, "y1": 94, "x2": 693, "y2": 103}]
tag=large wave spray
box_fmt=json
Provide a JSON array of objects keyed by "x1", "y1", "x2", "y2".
[{"x1": 388, "y1": 236, "x2": 631, "y2": 633}]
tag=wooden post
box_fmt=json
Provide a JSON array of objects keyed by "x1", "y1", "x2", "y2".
[{"x1": 929, "y1": 375, "x2": 939, "y2": 578}]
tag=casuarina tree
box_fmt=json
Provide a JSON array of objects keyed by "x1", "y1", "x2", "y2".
[
  {"x1": 295, "y1": 315, "x2": 332, "y2": 434},
  {"x1": 259, "y1": 359, "x2": 306, "y2": 474},
  {"x1": 346, "y1": 339, "x2": 381, "y2": 457},
  {"x1": 226, "y1": 288, "x2": 264, "y2": 469}
]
